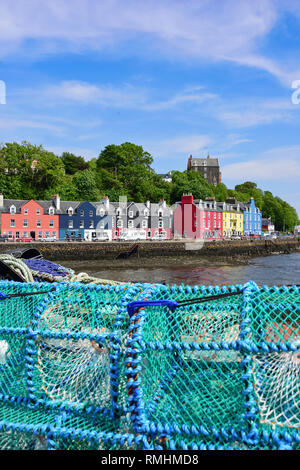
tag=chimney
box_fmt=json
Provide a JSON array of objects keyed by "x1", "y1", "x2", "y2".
[
  {"x1": 102, "y1": 196, "x2": 109, "y2": 210},
  {"x1": 0, "y1": 194, "x2": 3, "y2": 208},
  {"x1": 52, "y1": 194, "x2": 60, "y2": 211}
]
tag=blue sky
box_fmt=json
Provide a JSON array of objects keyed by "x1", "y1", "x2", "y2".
[{"x1": 0, "y1": 0, "x2": 300, "y2": 216}]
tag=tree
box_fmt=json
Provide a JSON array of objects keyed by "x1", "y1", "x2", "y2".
[
  {"x1": 61, "y1": 152, "x2": 88, "y2": 175},
  {"x1": 170, "y1": 170, "x2": 215, "y2": 204},
  {"x1": 72, "y1": 170, "x2": 101, "y2": 201}
]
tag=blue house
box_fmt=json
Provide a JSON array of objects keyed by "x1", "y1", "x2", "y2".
[
  {"x1": 241, "y1": 198, "x2": 262, "y2": 236},
  {"x1": 58, "y1": 199, "x2": 113, "y2": 241}
]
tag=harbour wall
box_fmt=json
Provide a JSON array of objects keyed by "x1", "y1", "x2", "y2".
[{"x1": 0, "y1": 239, "x2": 299, "y2": 262}]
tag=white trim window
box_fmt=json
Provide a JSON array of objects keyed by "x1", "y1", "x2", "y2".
[
  {"x1": 49, "y1": 207, "x2": 55, "y2": 215},
  {"x1": 128, "y1": 210, "x2": 133, "y2": 218},
  {"x1": 10, "y1": 205, "x2": 16, "y2": 214},
  {"x1": 24, "y1": 208, "x2": 28, "y2": 215},
  {"x1": 23, "y1": 219, "x2": 28, "y2": 227},
  {"x1": 117, "y1": 219, "x2": 123, "y2": 228},
  {"x1": 128, "y1": 220, "x2": 134, "y2": 228},
  {"x1": 142, "y1": 220, "x2": 147, "y2": 228}
]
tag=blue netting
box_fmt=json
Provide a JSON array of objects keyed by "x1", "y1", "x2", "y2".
[{"x1": 0, "y1": 280, "x2": 299, "y2": 450}]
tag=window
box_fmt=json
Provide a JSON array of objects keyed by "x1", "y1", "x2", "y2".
[
  {"x1": 52, "y1": 232, "x2": 56, "y2": 237},
  {"x1": 89, "y1": 210, "x2": 93, "y2": 217},
  {"x1": 142, "y1": 220, "x2": 147, "y2": 228},
  {"x1": 117, "y1": 220, "x2": 123, "y2": 228},
  {"x1": 23, "y1": 219, "x2": 28, "y2": 227},
  {"x1": 45, "y1": 232, "x2": 50, "y2": 237},
  {"x1": 10, "y1": 206, "x2": 16, "y2": 214},
  {"x1": 8, "y1": 232, "x2": 13, "y2": 238},
  {"x1": 129, "y1": 210, "x2": 133, "y2": 218},
  {"x1": 80, "y1": 210, "x2": 84, "y2": 217},
  {"x1": 49, "y1": 207, "x2": 54, "y2": 215},
  {"x1": 68, "y1": 220, "x2": 73, "y2": 229},
  {"x1": 49, "y1": 219, "x2": 54, "y2": 227},
  {"x1": 99, "y1": 209, "x2": 104, "y2": 217},
  {"x1": 24, "y1": 208, "x2": 28, "y2": 215},
  {"x1": 38, "y1": 232, "x2": 42, "y2": 238},
  {"x1": 36, "y1": 208, "x2": 40, "y2": 215},
  {"x1": 23, "y1": 232, "x2": 27, "y2": 237},
  {"x1": 144, "y1": 209, "x2": 149, "y2": 216},
  {"x1": 158, "y1": 210, "x2": 163, "y2": 217},
  {"x1": 80, "y1": 220, "x2": 84, "y2": 228},
  {"x1": 128, "y1": 220, "x2": 134, "y2": 228},
  {"x1": 158, "y1": 220, "x2": 163, "y2": 228},
  {"x1": 89, "y1": 220, "x2": 94, "y2": 229},
  {"x1": 68, "y1": 208, "x2": 73, "y2": 216},
  {"x1": 10, "y1": 219, "x2": 15, "y2": 227},
  {"x1": 37, "y1": 220, "x2": 41, "y2": 227}
]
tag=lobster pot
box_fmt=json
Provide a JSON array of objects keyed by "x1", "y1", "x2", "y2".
[
  {"x1": 126, "y1": 283, "x2": 300, "y2": 450},
  {"x1": 0, "y1": 280, "x2": 143, "y2": 449}
]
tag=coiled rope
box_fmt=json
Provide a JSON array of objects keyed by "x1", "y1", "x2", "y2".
[{"x1": 0, "y1": 254, "x2": 124, "y2": 286}]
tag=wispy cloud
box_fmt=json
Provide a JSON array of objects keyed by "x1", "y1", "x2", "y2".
[
  {"x1": 222, "y1": 145, "x2": 300, "y2": 181},
  {"x1": 0, "y1": 0, "x2": 299, "y2": 85}
]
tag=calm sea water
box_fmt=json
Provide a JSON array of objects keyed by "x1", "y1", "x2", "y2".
[{"x1": 60, "y1": 252, "x2": 300, "y2": 287}]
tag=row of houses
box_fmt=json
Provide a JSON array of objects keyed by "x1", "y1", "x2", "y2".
[{"x1": 0, "y1": 193, "x2": 263, "y2": 241}]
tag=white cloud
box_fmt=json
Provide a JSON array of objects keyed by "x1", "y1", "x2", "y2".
[
  {"x1": 0, "y1": 0, "x2": 299, "y2": 85},
  {"x1": 222, "y1": 145, "x2": 300, "y2": 181}
]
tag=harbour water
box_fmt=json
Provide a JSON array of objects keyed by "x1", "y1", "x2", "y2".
[{"x1": 60, "y1": 252, "x2": 300, "y2": 287}]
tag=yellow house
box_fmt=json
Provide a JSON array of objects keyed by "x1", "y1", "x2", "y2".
[{"x1": 218, "y1": 201, "x2": 244, "y2": 237}]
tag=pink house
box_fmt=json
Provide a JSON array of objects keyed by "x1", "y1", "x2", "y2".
[
  {"x1": 173, "y1": 195, "x2": 223, "y2": 240},
  {"x1": 0, "y1": 198, "x2": 59, "y2": 240}
]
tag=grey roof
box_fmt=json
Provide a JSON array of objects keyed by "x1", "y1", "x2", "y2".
[{"x1": 190, "y1": 156, "x2": 219, "y2": 167}]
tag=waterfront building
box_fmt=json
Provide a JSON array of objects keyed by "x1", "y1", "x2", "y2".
[
  {"x1": 240, "y1": 198, "x2": 262, "y2": 235},
  {"x1": 187, "y1": 154, "x2": 221, "y2": 186},
  {"x1": 197, "y1": 198, "x2": 223, "y2": 240},
  {"x1": 59, "y1": 199, "x2": 114, "y2": 241},
  {"x1": 173, "y1": 194, "x2": 202, "y2": 239},
  {"x1": 173, "y1": 195, "x2": 222, "y2": 240},
  {"x1": 262, "y1": 217, "x2": 275, "y2": 234},
  {"x1": 111, "y1": 199, "x2": 172, "y2": 240},
  {"x1": 294, "y1": 225, "x2": 300, "y2": 236},
  {"x1": 217, "y1": 198, "x2": 244, "y2": 238},
  {"x1": 0, "y1": 195, "x2": 59, "y2": 240}
]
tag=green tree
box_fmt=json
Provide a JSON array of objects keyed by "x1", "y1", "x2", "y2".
[
  {"x1": 61, "y1": 152, "x2": 88, "y2": 175},
  {"x1": 72, "y1": 170, "x2": 101, "y2": 201},
  {"x1": 170, "y1": 170, "x2": 215, "y2": 203}
]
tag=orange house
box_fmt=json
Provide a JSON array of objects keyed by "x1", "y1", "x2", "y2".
[{"x1": 0, "y1": 198, "x2": 59, "y2": 240}]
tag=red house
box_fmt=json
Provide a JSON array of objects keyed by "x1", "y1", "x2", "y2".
[
  {"x1": 0, "y1": 198, "x2": 59, "y2": 240},
  {"x1": 173, "y1": 194, "x2": 222, "y2": 240},
  {"x1": 173, "y1": 194, "x2": 202, "y2": 239}
]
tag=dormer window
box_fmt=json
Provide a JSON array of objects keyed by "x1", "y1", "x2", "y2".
[
  {"x1": 49, "y1": 207, "x2": 54, "y2": 215},
  {"x1": 68, "y1": 207, "x2": 73, "y2": 216},
  {"x1": 129, "y1": 210, "x2": 133, "y2": 218},
  {"x1": 10, "y1": 205, "x2": 16, "y2": 214},
  {"x1": 99, "y1": 209, "x2": 105, "y2": 217}
]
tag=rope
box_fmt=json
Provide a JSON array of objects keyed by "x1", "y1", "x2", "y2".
[
  {"x1": 0, "y1": 254, "x2": 125, "y2": 286},
  {"x1": 0, "y1": 254, "x2": 34, "y2": 282}
]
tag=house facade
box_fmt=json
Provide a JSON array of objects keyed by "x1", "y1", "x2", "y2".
[
  {"x1": 187, "y1": 154, "x2": 221, "y2": 186},
  {"x1": 217, "y1": 199, "x2": 244, "y2": 238},
  {"x1": 0, "y1": 197, "x2": 59, "y2": 240},
  {"x1": 240, "y1": 198, "x2": 262, "y2": 235}
]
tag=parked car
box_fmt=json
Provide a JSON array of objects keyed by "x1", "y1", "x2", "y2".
[
  {"x1": 230, "y1": 234, "x2": 241, "y2": 240},
  {"x1": 16, "y1": 236, "x2": 33, "y2": 242},
  {"x1": 151, "y1": 234, "x2": 167, "y2": 241},
  {"x1": 40, "y1": 236, "x2": 57, "y2": 242},
  {"x1": 0, "y1": 235, "x2": 9, "y2": 243}
]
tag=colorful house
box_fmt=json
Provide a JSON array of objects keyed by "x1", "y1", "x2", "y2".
[
  {"x1": 0, "y1": 196, "x2": 59, "y2": 240},
  {"x1": 240, "y1": 198, "x2": 262, "y2": 235},
  {"x1": 173, "y1": 194, "x2": 202, "y2": 239},
  {"x1": 217, "y1": 199, "x2": 244, "y2": 238}
]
